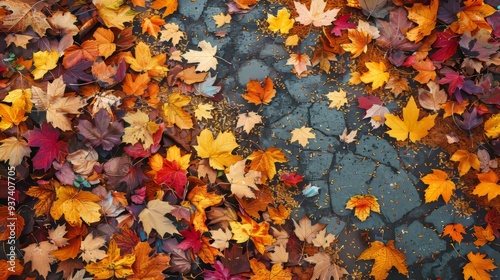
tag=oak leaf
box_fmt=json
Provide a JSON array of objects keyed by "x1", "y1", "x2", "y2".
[
  {"x1": 473, "y1": 170, "x2": 500, "y2": 201},
  {"x1": 294, "y1": 0, "x2": 340, "y2": 27},
  {"x1": 22, "y1": 241, "x2": 58, "y2": 278},
  {"x1": 182, "y1": 40, "x2": 218, "y2": 72},
  {"x1": 0, "y1": 137, "x2": 30, "y2": 166},
  {"x1": 128, "y1": 241, "x2": 170, "y2": 280},
  {"x1": 93, "y1": 0, "x2": 137, "y2": 29},
  {"x1": 384, "y1": 96, "x2": 437, "y2": 142},
  {"x1": 86, "y1": 239, "x2": 136, "y2": 279},
  {"x1": 293, "y1": 216, "x2": 325, "y2": 243},
  {"x1": 405, "y1": 0, "x2": 438, "y2": 42},
  {"x1": 290, "y1": 126, "x2": 315, "y2": 147},
  {"x1": 50, "y1": 185, "x2": 102, "y2": 227},
  {"x1": 443, "y1": 223, "x2": 466, "y2": 243},
  {"x1": 360, "y1": 61, "x2": 389, "y2": 90},
  {"x1": 247, "y1": 147, "x2": 287, "y2": 182},
  {"x1": 357, "y1": 240, "x2": 408, "y2": 280},
  {"x1": 213, "y1": 13, "x2": 231, "y2": 28},
  {"x1": 346, "y1": 194, "x2": 381, "y2": 222},
  {"x1": 421, "y1": 169, "x2": 456, "y2": 203},
  {"x1": 267, "y1": 8, "x2": 294, "y2": 34},
  {"x1": 286, "y1": 53, "x2": 311, "y2": 76},
  {"x1": 150, "y1": 0, "x2": 178, "y2": 17},
  {"x1": 193, "y1": 129, "x2": 241, "y2": 170},
  {"x1": 188, "y1": 185, "x2": 224, "y2": 233},
  {"x1": 305, "y1": 251, "x2": 348, "y2": 280},
  {"x1": 122, "y1": 110, "x2": 160, "y2": 149},
  {"x1": 236, "y1": 111, "x2": 262, "y2": 134},
  {"x1": 138, "y1": 199, "x2": 179, "y2": 237},
  {"x1": 242, "y1": 77, "x2": 276, "y2": 105},
  {"x1": 162, "y1": 92, "x2": 193, "y2": 129},
  {"x1": 463, "y1": 252, "x2": 498, "y2": 280},
  {"x1": 226, "y1": 159, "x2": 262, "y2": 199},
  {"x1": 124, "y1": 41, "x2": 168, "y2": 77},
  {"x1": 450, "y1": 150, "x2": 480, "y2": 176}
]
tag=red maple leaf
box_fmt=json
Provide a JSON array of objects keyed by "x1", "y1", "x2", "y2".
[
  {"x1": 177, "y1": 226, "x2": 202, "y2": 253},
  {"x1": 357, "y1": 95, "x2": 382, "y2": 110},
  {"x1": 280, "y1": 172, "x2": 304, "y2": 187},
  {"x1": 24, "y1": 122, "x2": 69, "y2": 171},
  {"x1": 439, "y1": 69, "x2": 465, "y2": 95},
  {"x1": 430, "y1": 29, "x2": 459, "y2": 62},
  {"x1": 331, "y1": 14, "x2": 356, "y2": 36},
  {"x1": 155, "y1": 159, "x2": 188, "y2": 197},
  {"x1": 485, "y1": 208, "x2": 500, "y2": 238}
]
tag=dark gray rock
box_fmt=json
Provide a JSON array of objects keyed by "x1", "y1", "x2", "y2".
[
  {"x1": 178, "y1": 0, "x2": 208, "y2": 20},
  {"x1": 356, "y1": 135, "x2": 400, "y2": 169},
  {"x1": 299, "y1": 151, "x2": 333, "y2": 180},
  {"x1": 424, "y1": 204, "x2": 476, "y2": 234},
  {"x1": 395, "y1": 221, "x2": 447, "y2": 265},
  {"x1": 237, "y1": 59, "x2": 273, "y2": 85},
  {"x1": 309, "y1": 102, "x2": 345, "y2": 136}
]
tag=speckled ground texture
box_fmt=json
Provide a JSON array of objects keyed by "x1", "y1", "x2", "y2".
[{"x1": 177, "y1": 1, "x2": 499, "y2": 279}]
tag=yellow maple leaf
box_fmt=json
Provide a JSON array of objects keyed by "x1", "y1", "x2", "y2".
[
  {"x1": 473, "y1": 170, "x2": 500, "y2": 201},
  {"x1": 26, "y1": 181, "x2": 56, "y2": 217},
  {"x1": 341, "y1": 29, "x2": 371, "y2": 58},
  {"x1": 384, "y1": 96, "x2": 437, "y2": 142},
  {"x1": 440, "y1": 100, "x2": 469, "y2": 118},
  {"x1": 230, "y1": 214, "x2": 275, "y2": 254},
  {"x1": 4, "y1": 89, "x2": 33, "y2": 112},
  {"x1": 0, "y1": 137, "x2": 31, "y2": 166},
  {"x1": 32, "y1": 50, "x2": 59, "y2": 80},
  {"x1": 326, "y1": 88, "x2": 348, "y2": 109},
  {"x1": 247, "y1": 147, "x2": 288, "y2": 182},
  {"x1": 485, "y1": 113, "x2": 500, "y2": 139},
  {"x1": 443, "y1": 223, "x2": 466, "y2": 243},
  {"x1": 360, "y1": 61, "x2": 390, "y2": 90},
  {"x1": 450, "y1": 149, "x2": 480, "y2": 176},
  {"x1": 421, "y1": 169, "x2": 456, "y2": 203},
  {"x1": 345, "y1": 194, "x2": 381, "y2": 222},
  {"x1": 162, "y1": 92, "x2": 193, "y2": 129},
  {"x1": 193, "y1": 129, "x2": 241, "y2": 170},
  {"x1": 290, "y1": 126, "x2": 315, "y2": 147},
  {"x1": 194, "y1": 103, "x2": 214, "y2": 121},
  {"x1": 188, "y1": 185, "x2": 224, "y2": 233},
  {"x1": 213, "y1": 13, "x2": 231, "y2": 28},
  {"x1": 150, "y1": 0, "x2": 178, "y2": 18},
  {"x1": 463, "y1": 252, "x2": 498, "y2": 280},
  {"x1": 0, "y1": 103, "x2": 27, "y2": 130},
  {"x1": 93, "y1": 27, "x2": 116, "y2": 58},
  {"x1": 357, "y1": 240, "x2": 408, "y2": 280},
  {"x1": 250, "y1": 259, "x2": 292, "y2": 280},
  {"x1": 86, "y1": 239, "x2": 136, "y2": 279},
  {"x1": 226, "y1": 160, "x2": 261, "y2": 199},
  {"x1": 123, "y1": 41, "x2": 168, "y2": 77},
  {"x1": 405, "y1": 0, "x2": 438, "y2": 42},
  {"x1": 285, "y1": 34, "x2": 299, "y2": 46},
  {"x1": 50, "y1": 185, "x2": 102, "y2": 227},
  {"x1": 450, "y1": 0, "x2": 496, "y2": 34},
  {"x1": 122, "y1": 110, "x2": 160, "y2": 149},
  {"x1": 267, "y1": 8, "x2": 295, "y2": 34},
  {"x1": 92, "y1": 0, "x2": 137, "y2": 29}
]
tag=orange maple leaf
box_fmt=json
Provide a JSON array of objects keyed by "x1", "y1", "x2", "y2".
[
  {"x1": 450, "y1": 150, "x2": 480, "y2": 176},
  {"x1": 345, "y1": 194, "x2": 381, "y2": 222},
  {"x1": 249, "y1": 259, "x2": 292, "y2": 280},
  {"x1": 123, "y1": 41, "x2": 168, "y2": 77},
  {"x1": 405, "y1": 0, "x2": 438, "y2": 42},
  {"x1": 188, "y1": 185, "x2": 224, "y2": 233},
  {"x1": 141, "y1": 15, "x2": 165, "y2": 39},
  {"x1": 129, "y1": 242, "x2": 170, "y2": 279},
  {"x1": 92, "y1": 27, "x2": 116, "y2": 59},
  {"x1": 234, "y1": 0, "x2": 258, "y2": 9},
  {"x1": 247, "y1": 147, "x2": 288, "y2": 182},
  {"x1": 197, "y1": 236, "x2": 222, "y2": 264},
  {"x1": 150, "y1": 0, "x2": 178, "y2": 17},
  {"x1": 449, "y1": 0, "x2": 496, "y2": 34},
  {"x1": 473, "y1": 170, "x2": 500, "y2": 201},
  {"x1": 412, "y1": 58, "x2": 436, "y2": 84},
  {"x1": 463, "y1": 252, "x2": 498, "y2": 280},
  {"x1": 86, "y1": 239, "x2": 135, "y2": 279},
  {"x1": 341, "y1": 29, "x2": 371, "y2": 58},
  {"x1": 236, "y1": 185, "x2": 274, "y2": 219},
  {"x1": 230, "y1": 213, "x2": 275, "y2": 254},
  {"x1": 357, "y1": 240, "x2": 408, "y2": 280},
  {"x1": 63, "y1": 41, "x2": 99, "y2": 69},
  {"x1": 268, "y1": 204, "x2": 291, "y2": 225},
  {"x1": 25, "y1": 181, "x2": 57, "y2": 217},
  {"x1": 421, "y1": 169, "x2": 456, "y2": 203},
  {"x1": 443, "y1": 223, "x2": 466, "y2": 243},
  {"x1": 0, "y1": 206, "x2": 24, "y2": 240},
  {"x1": 122, "y1": 72, "x2": 150, "y2": 95},
  {"x1": 50, "y1": 185, "x2": 102, "y2": 227},
  {"x1": 242, "y1": 77, "x2": 276, "y2": 105},
  {"x1": 473, "y1": 225, "x2": 495, "y2": 247}
]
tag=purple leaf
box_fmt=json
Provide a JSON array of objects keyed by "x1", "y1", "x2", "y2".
[
  {"x1": 205, "y1": 261, "x2": 246, "y2": 280},
  {"x1": 481, "y1": 87, "x2": 500, "y2": 105},
  {"x1": 162, "y1": 238, "x2": 192, "y2": 274},
  {"x1": 456, "y1": 108, "x2": 483, "y2": 131},
  {"x1": 438, "y1": 0, "x2": 464, "y2": 24},
  {"x1": 78, "y1": 109, "x2": 124, "y2": 151},
  {"x1": 462, "y1": 79, "x2": 483, "y2": 95},
  {"x1": 487, "y1": 12, "x2": 500, "y2": 38},
  {"x1": 460, "y1": 31, "x2": 500, "y2": 62},
  {"x1": 388, "y1": 50, "x2": 407, "y2": 66},
  {"x1": 376, "y1": 8, "x2": 421, "y2": 51}
]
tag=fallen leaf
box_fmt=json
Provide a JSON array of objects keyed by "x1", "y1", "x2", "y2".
[
  {"x1": 443, "y1": 223, "x2": 466, "y2": 243},
  {"x1": 210, "y1": 228, "x2": 232, "y2": 250},
  {"x1": 441, "y1": 100, "x2": 469, "y2": 118},
  {"x1": 293, "y1": 216, "x2": 325, "y2": 243},
  {"x1": 234, "y1": 0, "x2": 257, "y2": 9},
  {"x1": 421, "y1": 169, "x2": 456, "y2": 203},
  {"x1": 188, "y1": 185, "x2": 224, "y2": 232},
  {"x1": 357, "y1": 240, "x2": 408, "y2": 280},
  {"x1": 236, "y1": 111, "x2": 262, "y2": 134},
  {"x1": 247, "y1": 147, "x2": 287, "y2": 182},
  {"x1": 78, "y1": 109, "x2": 124, "y2": 151},
  {"x1": 93, "y1": 0, "x2": 137, "y2": 29},
  {"x1": 80, "y1": 233, "x2": 107, "y2": 263},
  {"x1": 63, "y1": 41, "x2": 99, "y2": 69},
  {"x1": 26, "y1": 181, "x2": 57, "y2": 217},
  {"x1": 405, "y1": 0, "x2": 438, "y2": 42},
  {"x1": 236, "y1": 185, "x2": 274, "y2": 219},
  {"x1": 268, "y1": 204, "x2": 291, "y2": 225},
  {"x1": 122, "y1": 72, "x2": 150, "y2": 95},
  {"x1": 162, "y1": 92, "x2": 193, "y2": 129},
  {"x1": 360, "y1": 61, "x2": 389, "y2": 90},
  {"x1": 418, "y1": 81, "x2": 447, "y2": 111},
  {"x1": 230, "y1": 214, "x2": 274, "y2": 254},
  {"x1": 331, "y1": 14, "x2": 356, "y2": 36},
  {"x1": 485, "y1": 113, "x2": 500, "y2": 139},
  {"x1": 326, "y1": 88, "x2": 348, "y2": 109},
  {"x1": 150, "y1": 0, "x2": 178, "y2": 17},
  {"x1": 311, "y1": 228, "x2": 336, "y2": 249},
  {"x1": 346, "y1": 194, "x2": 381, "y2": 222},
  {"x1": 213, "y1": 13, "x2": 231, "y2": 28},
  {"x1": 194, "y1": 103, "x2": 214, "y2": 121},
  {"x1": 85, "y1": 239, "x2": 135, "y2": 279},
  {"x1": 286, "y1": 53, "x2": 311, "y2": 76},
  {"x1": 294, "y1": 0, "x2": 340, "y2": 27},
  {"x1": 341, "y1": 29, "x2": 371, "y2": 58},
  {"x1": 226, "y1": 159, "x2": 261, "y2": 199},
  {"x1": 267, "y1": 8, "x2": 294, "y2": 34},
  {"x1": 473, "y1": 170, "x2": 500, "y2": 201},
  {"x1": 385, "y1": 76, "x2": 410, "y2": 97},
  {"x1": 463, "y1": 252, "x2": 498, "y2": 280},
  {"x1": 269, "y1": 244, "x2": 289, "y2": 264},
  {"x1": 50, "y1": 185, "x2": 102, "y2": 227},
  {"x1": 22, "y1": 241, "x2": 58, "y2": 278},
  {"x1": 339, "y1": 128, "x2": 357, "y2": 143},
  {"x1": 32, "y1": 50, "x2": 59, "y2": 79},
  {"x1": 473, "y1": 225, "x2": 495, "y2": 246},
  {"x1": 193, "y1": 129, "x2": 241, "y2": 170},
  {"x1": 139, "y1": 200, "x2": 178, "y2": 237},
  {"x1": 250, "y1": 258, "x2": 292, "y2": 280},
  {"x1": 305, "y1": 251, "x2": 348, "y2": 280},
  {"x1": 364, "y1": 104, "x2": 390, "y2": 129},
  {"x1": 0, "y1": 1, "x2": 51, "y2": 36},
  {"x1": 93, "y1": 27, "x2": 116, "y2": 58},
  {"x1": 242, "y1": 77, "x2": 276, "y2": 105},
  {"x1": 159, "y1": 23, "x2": 185, "y2": 45},
  {"x1": 0, "y1": 137, "x2": 31, "y2": 166},
  {"x1": 122, "y1": 110, "x2": 160, "y2": 149},
  {"x1": 182, "y1": 40, "x2": 218, "y2": 72},
  {"x1": 176, "y1": 66, "x2": 207, "y2": 85},
  {"x1": 123, "y1": 41, "x2": 168, "y2": 77},
  {"x1": 412, "y1": 58, "x2": 436, "y2": 84},
  {"x1": 285, "y1": 34, "x2": 299, "y2": 46},
  {"x1": 449, "y1": 0, "x2": 495, "y2": 34},
  {"x1": 290, "y1": 126, "x2": 315, "y2": 147},
  {"x1": 450, "y1": 150, "x2": 480, "y2": 176}
]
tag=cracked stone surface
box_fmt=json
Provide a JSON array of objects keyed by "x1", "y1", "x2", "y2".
[{"x1": 395, "y1": 221, "x2": 447, "y2": 265}]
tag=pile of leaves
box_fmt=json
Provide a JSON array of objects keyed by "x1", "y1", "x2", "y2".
[{"x1": 0, "y1": 0, "x2": 500, "y2": 279}]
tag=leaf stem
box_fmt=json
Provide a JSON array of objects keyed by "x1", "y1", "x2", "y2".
[{"x1": 215, "y1": 56, "x2": 232, "y2": 66}]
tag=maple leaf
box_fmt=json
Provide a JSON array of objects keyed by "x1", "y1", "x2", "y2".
[
  {"x1": 93, "y1": 27, "x2": 116, "y2": 58},
  {"x1": 194, "y1": 73, "x2": 221, "y2": 97},
  {"x1": 294, "y1": 0, "x2": 339, "y2": 27},
  {"x1": 286, "y1": 53, "x2": 311, "y2": 76},
  {"x1": 280, "y1": 172, "x2": 304, "y2": 187},
  {"x1": 236, "y1": 185, "x2": 274, "y2": 219},
  {"x1": 122, "y1": 72, "x2": 150, "y2": 95},
  {"x1": 32, "y1": 50, "x2": 59, "y2": 79},
  {"x1": 450, "y1": 150, "x2": 481, "y2": 176},
  {"x1": 376, "y1": 8, "x2": 420, "y2": 51},
  {"x1": 346, "y1": 194, "x2": 381, "y2": 222},
  {"x1": 141, "y1": 15, "x2": 165, "y2": 39},
  {"x1": 267, "y1": 8, "x2": 295, "y2": 34},
  {"x1": 213, "y1": 13, "x2": 231, "y2": 28},
  {"x1": 441, "y1": 100, "x2": 469, "y2": 118},
  {"x1": 162, "y1": 92, "x2": 193, "y2": 129},
  {"x1": 331, "y1": 14, "x2": 356, "y2": 36},
  {"x1": 86, "y1": 239, "x2": 136, "y2": 279},
  {"x1": 412, "y1": 58, "x2": 436, "y2": 84},
  {"x1": 26, "y1": 181, "x2": 57, "y2": 216},
  {"x1": 31, "y1": 76, "x2": 86, "y2": 131},
  {"x1": 159, "y1": 23, "x2": 185, "y2": 45},
  {"x1": 124, "y1": 41, "x2": 168, "y2": 77},
  {"x1": 195, "y1": 103, "x2": 214, "y2": 121},
  {"x1": 234, "y1": 0, "x2": 258, "y2": 9},
  {"x1": 0, "y1": 1, "x2": 51, "y2": 36},
  {"x1": 311, "y1": 228, "x2": 336, "y2": 249},
  {"x1": 236, "y1": 111, "x2": 262, "y2": 134},
  {"x1": 247, "y1": 147, "x2": 287, "y2": 182},
  {"x1": 48, "y1": 224, "x2": 69, "y2": 247},
  {"x1": 193, "y1": 129, "x2": 241, "y2": 170},
  {"x1": 128, "y1": 242, "x2": 170, "y2": 279},
  {"x1": 485, "y1": 113, "x2": 500, "y2": 139},
  {"x1": 311, "y1": 47, "x2": 337, "y2": 73},
  {"x1": 249, "y1": 259, "x2": 291, "y2": 280},
  {"x1": 92, "y1": 0, "x2": 137, "y2": 30},
  {"x1": 449, "y1": 0, "x2": 495, "y2": 34},
  {"x1": 0, "y1": 103, "x2": 27, "y2": 130},
  {"x1": 150, "y1": 0, "x2": 178, "y2": 17},
  {"x1": 24, "y1": 122, "x2": 69, "y2": 171},
  {"x1": 339, "y1": 128, "x2": 357, "y2": 143},
  {"x1": 418, "y1": 81, "x2": 447, "y2": 111},
  {"x1": 139, "y1": 199, "x2": 179, "y2": 237},
  {"x1": 230, "y1": 214, "x2": 275, "y2": 254},
  {"x1": 226, "y1": 159, "x2": 261, "y2": 199},
  {"x1": 78, "y1": 109, "x2": 124, "y2": 151},
  {"x1": 285, "y1": 35, "x2": 299, "y2": 46},
  {"x1": 4, "y1": 88, "x2": 33, "y2": 112},
  {"x1": 50, "y1": 185, "x2": 102, "y2": 227},
  {"x1": 342, "y1": 29, "x2": 371, "y2": 58},
  {"x1": 305, "y1": 251, "x2": 348, "y2": 280},
  {"x1": 473, "y1": 225, "x2": 495, "y2": 246},
  {"x1": 421, "y1": 169, "x2": 456, "y2": 203},
  {"x1": 463, "y1": 252, "x2": 498, "y2": 280},
  {"x1": 5, "y1": 33, "x2": 32, "y2": 48},
  {"x1": 80, "y1": 233, "x2": 107, "y2": 263},
  {"x1": 63, "y1": 41, "x2": 100, "y2": 69},
  {"x1": 178, "y1": 225, "x2": 203, "y2": 253},
  {"x1": 326, "y1": 88, "x2": 348, "y2": 109},
  {"x1": 430, "y1": 29, "x2": 459, "y2": 62},
  {"x1": 290, "y1": 126, "x2": 315, "y2": 147},
  {"x1": 364, "y1": 104, "x2": 389, "y2": 129},
  {"x1": 176, "y1": 66, "x2": 207, "y2": 85},
  {"x1": 293, "y1": 216, "x2": 325, "y2": 243},
  {"x1": 182, "y1": 40, "x2": 218, "y2": 72},
  {"x1": 269, "y1": 244, "x2": 289, "y2": 264},
  {"x1": 22, "y1": 241, "x2": 58, "y2": 278},
  {"x1": 210, "y1": 228, "x2": 232, "y2": 250},
  {"x1": 0, "y1": 137, "x2": 30, "y2": 166},
  {"x1": 473, "y1": 170, "x2": 500, "y2": 201},
  {"x1": 360, "y1": 61, "x2": 389, "y2": 90},
  {"x1": 188, "y1": 185, "x2": 224, "y2": 232},
  {"x1": 242, "y1": 77, "x2": 276, "y2": 105},
  {"x1": 384, "y1": 96, "x2": 437, "y2": 142},
  {"x1": 268, "y1": 204, "x2": 291, "y2": 225},
  {"x1": 122, "y1": 110, "x2": 160, "y2": 149},
  {"x1": 443, "y1": 223, "x2": 466, "y2": 243},
  {"x1": 0, "y1": 259, "x2": 23, "y2": 279},
  {"x1": 358, "y1": 240, "x2": 408, "y2": 280},
  {"x1": 198, "y1": 236, "x2": 223, "y2": 264},
  {"x1": 405, "y1": 0, "x2": 438, "y2": 42}
]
